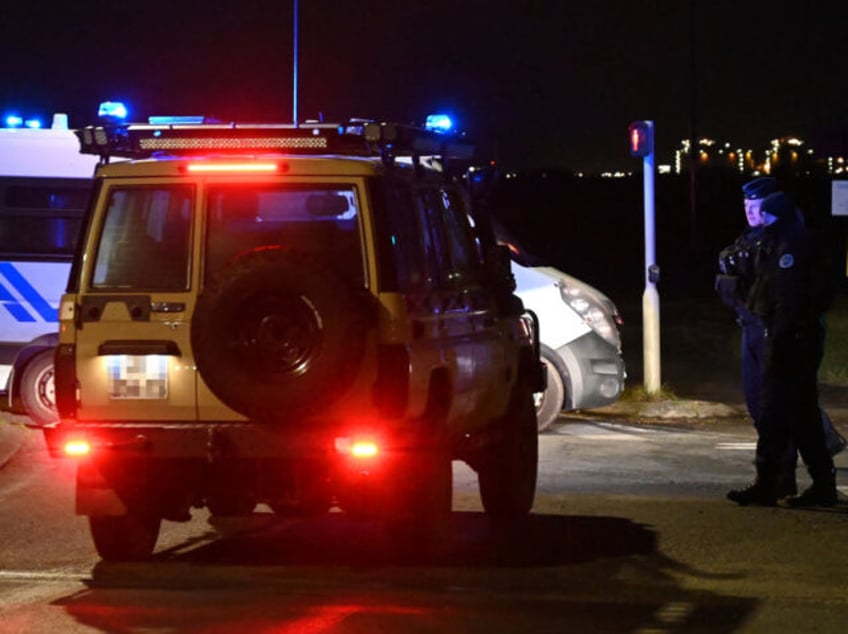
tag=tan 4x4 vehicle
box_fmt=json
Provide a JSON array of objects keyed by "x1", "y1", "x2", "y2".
[{"x1": 46, "y1": 117, "x2": 544, "y2": 560}]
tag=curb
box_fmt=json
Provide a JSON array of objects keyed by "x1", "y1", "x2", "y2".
[
  {"x1": 0, "y1": 416, "x2": 30, "y2": 469},
  {"x1": 571, "y1": 399, "x2": 748, "y2": 423}
]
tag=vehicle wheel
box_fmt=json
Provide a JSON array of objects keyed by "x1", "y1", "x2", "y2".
[
  {"x1": 477, "y1": 382, "x2": 538, "y2": 517},
  {"x1": 534, "y1": 348, "x2": 567, "y2": 432},
  {"x1": 20, "y1": 350, "x2": 58, "y2": 427},
  {"x1": 88, "y1": 514, "x2": 161, "y2": 561},
  {"x1": 192, "y1": 248, "x2": 371, "y2": 420}
]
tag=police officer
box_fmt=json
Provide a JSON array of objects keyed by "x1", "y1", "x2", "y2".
[
  {"x1": 727, "y1": 189, "x2": 838, "y2": 507},
  {"x1": 716, "y1": 177, "x2": 774, "y2": 423},
  {"x1": 718, "y1": 177, "x2": 801, "y2": 496}
]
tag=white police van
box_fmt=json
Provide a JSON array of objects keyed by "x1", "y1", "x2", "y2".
[
  {"x1": 508, "y1": 244, "x2": 626, "y2": 431},
  {"x1": 0, "y1": 111, "x2": 99, "y2": 425}
]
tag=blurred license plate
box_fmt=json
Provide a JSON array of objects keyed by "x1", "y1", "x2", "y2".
[{"x1": 106, "y1": 355, "x2": 168, "y2": 399}]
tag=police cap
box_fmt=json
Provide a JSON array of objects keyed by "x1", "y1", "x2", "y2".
[
  {"x1": 742, "y1": 176, "x2": 779, "y2": 200},
  {"x1": 760, "y1": 191, "x2": 795, "y2": 220}
]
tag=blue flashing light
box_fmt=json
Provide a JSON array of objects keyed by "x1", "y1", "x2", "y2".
[
  {"x1": 5, "y1": 115, "x2": 23, "y2": 128},
  {"x1": 24, "y1": 118, "x2": 42, "y2": 129},
  {"x1": 98, "y1": 101, "x2": 128, "y2": 120},
  {"x1": 425, "y1": 114, "x2": 454, "y2": 133},
  {"x1": 148, "y1": 115, "x2": 205, "y2": 125}
]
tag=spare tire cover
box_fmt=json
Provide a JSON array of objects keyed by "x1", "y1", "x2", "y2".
[{"x1": 191, "y1": 247, "x2": 370, "y2": 420}]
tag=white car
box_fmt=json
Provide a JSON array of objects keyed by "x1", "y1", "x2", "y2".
[{"x1": 513, "y1": 262, "x2": 626, "y2": 431}]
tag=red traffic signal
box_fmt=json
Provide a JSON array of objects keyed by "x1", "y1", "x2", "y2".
[{"x1": 628, "y1": 121, "x2": 654, "y2": 157}]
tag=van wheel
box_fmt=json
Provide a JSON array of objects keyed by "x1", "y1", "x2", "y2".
[
  {"x1": 20, "y1": 350, "x2": 58, "y2": 427},
  {"x1": 477, "y1": 382, "x2": 538, "y2": 517},
  {"x1": 192, "y1": 248, "x2": 370, "y2": 420},
  {"x1": 89, "y1": 514, "x2": 161, "y2": 561},
  {"x1": 534, "y1": 348, "x2": 567, "y2": 432}
]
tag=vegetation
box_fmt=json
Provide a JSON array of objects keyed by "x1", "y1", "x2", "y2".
[
  {"x1": 821, "y1": 294, "x2": 848, "y2": 384},
  {"x1": 620, "y1": 384, "x2": 679, "y2": 403}
]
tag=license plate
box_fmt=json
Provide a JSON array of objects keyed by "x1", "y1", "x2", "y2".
[{"x1": 106, "y1": 355, "x2": 168, "y2": 400}]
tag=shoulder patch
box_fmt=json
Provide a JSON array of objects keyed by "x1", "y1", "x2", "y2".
[{"x1": 779, "y1": 253, "x2": 794, "y2": 269}]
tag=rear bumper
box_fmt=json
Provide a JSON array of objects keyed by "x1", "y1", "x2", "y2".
[{"x1": 44, "y1": 419, "x2": 444, "y2": 460}]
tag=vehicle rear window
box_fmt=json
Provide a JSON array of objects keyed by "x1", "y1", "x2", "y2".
[
  {"x1": 204, "y1": 184, "x2": 364, "y2": 285},
  {"x1": 90, "y1": 185, "x2": 194, "y2": 291}
]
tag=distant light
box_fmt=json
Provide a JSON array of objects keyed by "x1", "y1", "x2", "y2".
[
  {"x1": 98, "y1": 101, "x2": 128, "y2": 120},
  {"x1": 24, "y1": 118, "x2": 42, "y2": 129},
  {"x1": 425, "y1": 114, "x2": 453, "y2": 133},
  {"x1": 5, "y1": 115, "x2": 23, "y2": 128}
]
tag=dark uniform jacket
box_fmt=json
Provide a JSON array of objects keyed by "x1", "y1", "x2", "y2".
[{"x1": 746, "y1": 217, "x2": 815, "y2": 341}]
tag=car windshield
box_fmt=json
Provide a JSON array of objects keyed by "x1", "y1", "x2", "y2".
[{"x1": 204, "y1": 184, "x2": 364, "y2": 285}]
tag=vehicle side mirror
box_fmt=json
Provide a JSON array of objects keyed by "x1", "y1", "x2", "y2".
[{"x1": 485, "y1": 244, "x2": 521, "y2": 315}]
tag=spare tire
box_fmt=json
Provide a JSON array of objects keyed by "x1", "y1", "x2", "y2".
[{"x1": 191, "y1": 247, "x2": 371, "y2": 420}]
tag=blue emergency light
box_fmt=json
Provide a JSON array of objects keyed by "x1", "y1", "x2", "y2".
[
  {"x1": 5, "y1": 115, "x2": 24, "y2": 128},
  {"x1": 425, "y1": 114, "x2": 453, "y2": 133},
  {"x1": 98, "y1": 101, "x2": 128, "y2": 120}
]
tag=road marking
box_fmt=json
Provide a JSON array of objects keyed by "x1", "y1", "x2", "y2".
[
  {"x1": 0, "y1": 569, "x2": 89, "y2": 583},
  {"x1": 716, "y1": 442, "x2": 756, "y2": 450},
  {"x1": 569, "y1": 434, "x2": 647, "y2": 442}
]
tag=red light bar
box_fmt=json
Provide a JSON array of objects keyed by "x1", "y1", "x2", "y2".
[{"x1": 185, "y1": 162, "x2": 279, "y2": 173}]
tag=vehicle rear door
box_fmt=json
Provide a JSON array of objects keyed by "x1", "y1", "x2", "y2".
[{"x1": 73, "y1": 180, "x2": 198, "y2": 422}]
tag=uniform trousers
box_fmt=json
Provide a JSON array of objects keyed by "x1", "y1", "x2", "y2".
[{"x1": 755, "y1": 326, "x2": 834, "y2": 479}]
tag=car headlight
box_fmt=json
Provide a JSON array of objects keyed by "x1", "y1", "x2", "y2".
[{"x1": 558, "y1": 281, "x2": 622, "y2": 350}]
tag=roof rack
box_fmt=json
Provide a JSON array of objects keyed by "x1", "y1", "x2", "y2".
[{"x1": 75, "y1": 119, "x2": 474, "y2": 166}]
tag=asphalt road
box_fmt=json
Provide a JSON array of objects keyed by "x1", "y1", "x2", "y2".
[{"x1": 1, "y1": 416, "x2": 847, "y2": 633}]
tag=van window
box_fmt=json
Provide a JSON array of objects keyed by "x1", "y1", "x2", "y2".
[{"x1": 0, "y1": 177, "x2": 91, "y2": 260}]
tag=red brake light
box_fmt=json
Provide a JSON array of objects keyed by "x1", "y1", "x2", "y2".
[
  {"x1": 351, "y1": 441, "x2": 379, "y2": 458},
  {"x1": 335, "y1": 437, "x2": 380, "y2": 459},
  {"x1": 64, "y1": 440, "x2": 91, "y2": 457},
  {"x1": 184, "y1": 162, "x2": 279, "y2": 173}
]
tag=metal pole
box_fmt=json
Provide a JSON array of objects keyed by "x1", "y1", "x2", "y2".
[
  {"x1": 689, "y1": 0, "x2": 698, "y2": 252},
  {"x1": 292, "y1": 0, "x2": 299, "y2": 126},
  {"x1": 642, "y1": 134, "x2": 661, "y2": 395}
]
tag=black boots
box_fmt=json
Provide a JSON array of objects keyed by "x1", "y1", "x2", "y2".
[
  {"x1": 727, "y1": 470, "x2": 778, "y2": 506},
  {"x1": 776, "y1": 469, "x2": 798, "y2": 499},
  {"x1": 785, "y1": 469, "x2": 838, "y2": 508}
]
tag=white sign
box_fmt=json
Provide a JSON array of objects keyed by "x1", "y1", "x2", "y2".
[{"x1": 832, "y1": 180, "x2": 848, "y2": 216}]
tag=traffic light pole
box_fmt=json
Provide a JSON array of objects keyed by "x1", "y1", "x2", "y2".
[
  {"x1": 628, "y1": 120, "x2": 661, "y2": 395},
  {"x1": 641, "y1": 149, "x2": 661, "y2": 395}
]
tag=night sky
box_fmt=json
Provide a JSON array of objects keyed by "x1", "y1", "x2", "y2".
[{"x1": 2, "y1": 0, "x2": 847, "y2": 172}]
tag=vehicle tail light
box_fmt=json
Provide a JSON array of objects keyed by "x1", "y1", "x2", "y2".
[
  {"x1": 64, "y1": 440, "x2": 91, "y2": 457},
  {"x1": 335, "y1": 437, "x2": 380, "y2": 459}
]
